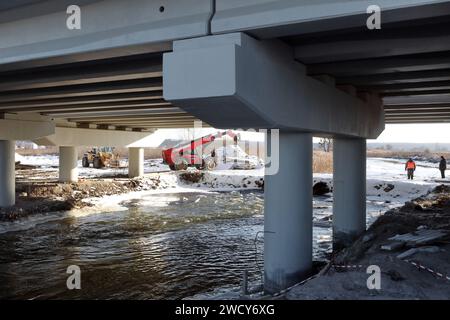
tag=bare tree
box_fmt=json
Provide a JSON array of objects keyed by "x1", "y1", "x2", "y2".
[{"x1": 319, "y1": 138, "x2": 332, "y2": 152}]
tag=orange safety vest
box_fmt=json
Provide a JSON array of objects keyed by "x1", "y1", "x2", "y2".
[{"x1": 406, "y1": 161, "x2": 416, "y2": 169}]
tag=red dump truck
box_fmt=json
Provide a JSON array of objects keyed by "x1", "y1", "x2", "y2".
[{"x1": 162, "y1": 130, "x2": 239, "y2": 171}]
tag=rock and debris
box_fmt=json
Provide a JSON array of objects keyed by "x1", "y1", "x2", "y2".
[
  {"x1": 374, "y1": 183, "x2": 395, "y2": 193},
  {"x1": 396, "y1": 246, "x2": 441, "y2": 260},
  {"x1": 177, "y1": 169, "x2": 266, "y2": 190},
  {"x1": 313, "y1": 181, "x2": 331, "y2": 196},
  {"x1": 179, "y1": 171, "x2": 205, "y2": 183},
  {"x1": 388, "y1": 229, "x2": 448, "y2": 246},
  {"x1": 15, "y1": 161, "x2": 37, "y2": 170}
]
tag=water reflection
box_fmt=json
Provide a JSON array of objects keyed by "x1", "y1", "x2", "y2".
[{"x1": 0, "y1": 191, "x2": 385, "y2": 299}]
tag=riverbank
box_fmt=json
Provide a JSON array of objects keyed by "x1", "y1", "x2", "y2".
[
  {"x1": 1, "y1": 164, "x2": 267, "y2": 221},
  {"x1": 2, "y1": 156, "x2": 442, "y2": 223},
  {"x1": 283, "y1": 184, "x2": 450, "y2": 299},
  {"x1": 0, "y1": 174, "x2": 174, "y2": 221},
  {"x1": 189, "y1": 185, "x2": 450, "y2": 300}
]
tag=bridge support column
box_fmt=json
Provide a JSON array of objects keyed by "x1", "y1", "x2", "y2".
[
  {"x1": 0, "y1": 140, "x2": 15, "y2": 208},
  {"x1": 129, "y1": 147, "x2": 144, "y2": 178},
  {"x1": 264, "y1": 132, "x2": 313, "y2": 294},
  {"x1": 59, "y1": 146, "x2": 78, "y2": 183},
  {"x1": 333, "y1": 137, "x2": 367, "y2": 250}
]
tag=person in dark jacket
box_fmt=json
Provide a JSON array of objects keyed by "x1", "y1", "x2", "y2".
[
  {"x1": 405, "y1": 158, "x2": 416, "y2": 180},
  {"x1": 439, "y1": 156, "x2": 447, "y2": 179}
]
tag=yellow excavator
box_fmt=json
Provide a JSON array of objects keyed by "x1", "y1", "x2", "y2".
[{"x1": 82, "y1": 147, "x2": 120, "y2": 169}]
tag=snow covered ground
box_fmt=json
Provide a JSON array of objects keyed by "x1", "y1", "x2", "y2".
[
  {"x1": 188, "y1": 156, "x2": 442, "y2": 206},
  {"x1": 16, "y1": 153, "x2": 170, "y2": 178},
  {"x1": 367, "y1": 157, "x2": 444, "y2": 183},
  {"x1": 7, "y1": 153, "x2": 448, "y2": 300},
  {"x1": 12, "y1": 153, "x2": 447, "y2": 223},
  {"x1": 16, "y1": 153, "x2": 444, "y2": 198}
]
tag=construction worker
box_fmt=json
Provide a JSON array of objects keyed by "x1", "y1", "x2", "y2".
[
  {"x1": 405, "y1": 158, "x2": 416, "y2": 180},
  {"x1": 439, "y1": 156, "x2": 447, "y2": 179}
]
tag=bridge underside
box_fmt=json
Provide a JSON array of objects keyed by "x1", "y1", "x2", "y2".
[
  {"x1": 0, "y1": 52, "x2": 202, "y2": 130},
  {"x1": 1, "y1": 1, "x2": 449, "y2": 129},
  {"x1": 288, "y1": 19, "x2": 450, "y2": 125}
]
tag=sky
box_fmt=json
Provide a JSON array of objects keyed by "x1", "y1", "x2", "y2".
[
  {"x1": 370, "y1": 124, "x2": 450, "y2": 143},
  {"x1": 134, "y1": 123, "x2": 450, "y2": 148}
]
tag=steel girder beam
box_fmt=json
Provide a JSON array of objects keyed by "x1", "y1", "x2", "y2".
[
  {"x1": 0, "y1": 78, "x2": 163, "y2": 102},
  {"x1": 2, "y1": 100, "x2": 170, "y2": 114},
  {"x1": 293, "y1": 20, "x2": 450, "y2": 64},
  {"x1": 68, "y1": 113, "x2": 189, "y2": 122},
  {"x1": 384, "y1": 103, "x2": 450, "y2": 110},
  {"x1": 84, "y1": 116, "x2": 196, "y2": 124},
  {"x1": 0, "y1": 55, "x2": 163, "y2": 91},
  {"x1": 386, "y1": 119, "x2": 450, "y2": 124},
  {"x1": 47, "y1": 106, "x2": 181, "y2": 118},
  {"x1": 385, "y1": 109, "x2": 450, "y2": 115},
  {"x1": 360, "y1": 81, "x2": 450, "y2": 93},
  {"x1": 0, "y1": 91, "x2": 163, "y2": 109},
  {"x1": 307, "y1": 52, "x2": 450, "y2": 77},
  {"x1": 337, "y1": 69, "x2": 450, "y2": 87},
  {"x1": 384, "y1": 94, "x2": 450, "y2": 105}
]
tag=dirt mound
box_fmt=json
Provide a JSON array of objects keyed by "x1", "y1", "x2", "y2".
[{"x1": 179, "y1": 171, "x2": 204, "y2": 183}]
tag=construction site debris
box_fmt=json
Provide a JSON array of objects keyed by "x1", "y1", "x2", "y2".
[
  {"x1": 396, "y1": 246, "x2": 440, "y2": 260},
  {"x1": 381, "y1": 242, "x2": 404, "y2": 251},
  {"x1": 388, "y1": 229, "x2": 448, "y2": 246}
]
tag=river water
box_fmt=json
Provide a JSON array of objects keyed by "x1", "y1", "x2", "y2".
[{"x1": 0, "y1": 190, "x2": 386, "y2": 299}]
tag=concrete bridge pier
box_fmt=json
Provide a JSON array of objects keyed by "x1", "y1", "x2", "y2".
[
  {"x1": 333, "y1": 137, "x2": 367, "y2": 250},
  {"x1": 264, "y1": 132, "x2": 313, "y2": 293},
  {"x1": 59, "y1": 146, "x2": 78, "y2": 183},
  {"x1": 0, "y1": 140, "x2": 16, "y2": 208},
  {"x1": 163, "y1": 32, "x2": 384, "y2": 294},
  {"x1": 128, "y1": 147, "x2": 144, "y2": 178}
]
